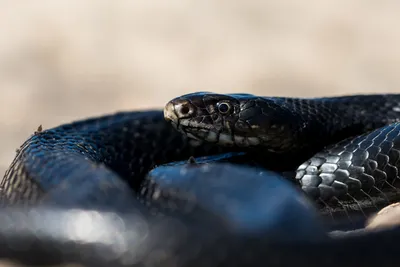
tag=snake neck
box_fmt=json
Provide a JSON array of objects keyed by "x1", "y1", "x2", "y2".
[{"x1": 272, "y1": 94, "x2": 400, "y2": 158}]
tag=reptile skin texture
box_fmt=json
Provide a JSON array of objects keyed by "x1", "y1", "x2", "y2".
[
  {"x1": 0, "y1": 164, "x2": 398, "y2": 267},
  {"x1": 2, "y1": 92, "x2": 400, "y2": 266},
  {"x1": 0, "y1": 110, "x2": 228, "y2": 208},
  {"x1": 298, "y1": 122, "x2": 400, "y2": 219},
  {"x1": 165, "y1": 93, "x2": 400, "y2": 218}
]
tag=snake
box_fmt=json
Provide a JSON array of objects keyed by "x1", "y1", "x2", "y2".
[{"x1": 1, "y1": 91, "x2": 400, "y2": 266}]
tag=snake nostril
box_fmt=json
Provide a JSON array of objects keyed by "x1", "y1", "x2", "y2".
[
  {"x1": 177, "y1": 103, "x2": 193, "y2": 117},
  {"x1": 180, "y1": 105, "x2": 190, "y2": 115}
]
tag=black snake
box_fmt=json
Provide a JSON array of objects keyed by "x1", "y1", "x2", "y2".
[{"x1": 1, "y1": 92, "x2": 400, "y2": 267}]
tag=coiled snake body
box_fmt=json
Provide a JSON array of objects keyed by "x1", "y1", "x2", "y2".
[{"x1": 1, "y1": 92, "x2": 400, "y2": 267}]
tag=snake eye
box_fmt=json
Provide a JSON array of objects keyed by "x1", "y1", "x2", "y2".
[{"x1": 217, "y1": 102, "x2": 231, "y2": 114}]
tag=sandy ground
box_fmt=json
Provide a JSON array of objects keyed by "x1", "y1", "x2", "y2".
[{"x1": 1, "y1": 1, "x2": 400, "y2": 266}]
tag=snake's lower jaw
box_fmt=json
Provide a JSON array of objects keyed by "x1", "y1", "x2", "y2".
[{"x1": 185, "y1": 132, "x2": 202, "y2": 141}]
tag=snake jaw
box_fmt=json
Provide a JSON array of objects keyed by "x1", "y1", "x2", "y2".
[
  {"x1": 164, "y1": 102, "x2": 179, "y2": 123},
  {"x1": 164, "y1": 101, "x2": 185, "y2": 134}
]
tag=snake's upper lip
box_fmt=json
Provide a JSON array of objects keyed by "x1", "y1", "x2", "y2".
[{"x1": 164, "y1": 102, "x2": 179, "y2": 123}]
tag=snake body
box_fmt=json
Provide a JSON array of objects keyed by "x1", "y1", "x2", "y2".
[
  {"x1": 164, "y1": 93, "x2": 400, "y2": 217},
  {"x1": 2, "y1": 92, "x2": 400, "y2": 266}
]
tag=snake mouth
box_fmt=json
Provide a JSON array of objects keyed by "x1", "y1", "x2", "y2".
[
  {"x1": 171, "y1": 119, "x2": 222, "y2": 143},
  {"x1": 164, "y1": 101, "x2": 184, "y2": 134},
  {"x1": 164, "y1": 102, "x2": 179, "y2": 123},
  {"x1": 169, "y1": 120, "x2": 262, "y2": 147}
]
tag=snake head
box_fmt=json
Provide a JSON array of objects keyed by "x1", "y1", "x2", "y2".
[
  {"x1": 164, "y1": 92, "x2": 303, "y2": 152},
  {"x1": 164, "y1": 92, "x2": 240, "y2": 144}
]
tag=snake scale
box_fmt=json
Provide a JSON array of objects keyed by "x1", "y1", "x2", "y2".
[{"x1": 1, "y1": 92, "x2": 400, "y2": 267}]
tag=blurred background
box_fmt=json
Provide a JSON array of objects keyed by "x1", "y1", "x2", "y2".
[{"x1": 1, "y1": 0, "x2": 400, "y2": 176}]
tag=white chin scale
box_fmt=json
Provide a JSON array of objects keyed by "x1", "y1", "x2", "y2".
[
  {"x1": 186, "y1": 130, "x2": 218, "y2": 143},
  {"x1": 218, "y1": 133, "x2": 261, "y2": 147}
]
